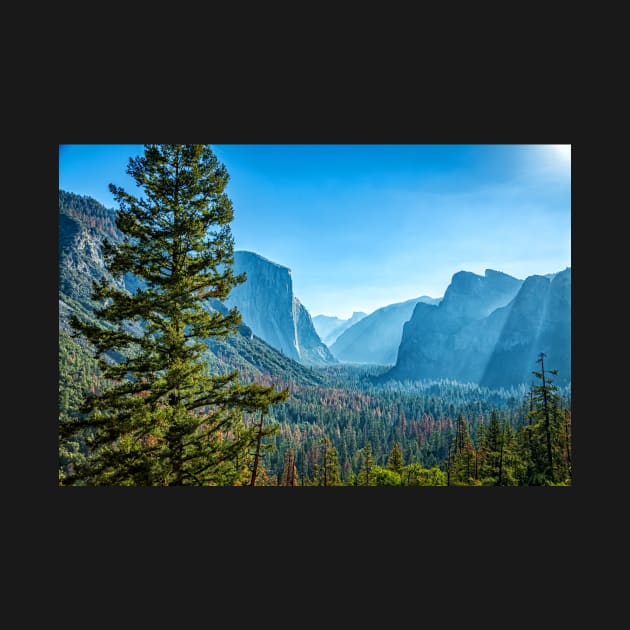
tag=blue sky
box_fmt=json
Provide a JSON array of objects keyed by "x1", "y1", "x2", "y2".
[{"x1": 59, "y1": 144, "x2": 571, "y2": 319}]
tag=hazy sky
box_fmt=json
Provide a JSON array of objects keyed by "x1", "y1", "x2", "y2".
[{"x1": 59, "y1": 144, "x2": 571, "y2": 319}]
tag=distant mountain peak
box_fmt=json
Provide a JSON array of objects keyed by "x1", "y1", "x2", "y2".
[
  {"x1": 451, "y1": 270, "x2": 480, "y2": 282},
  {"x1": 330, "y1": 296, "x2": 434, "y2": 365},
  {"x1": 484, "y1": 269, "x2": 521, "y2": 280},
  {"x1": 312, "y1": 311, "x2": 368, "y2": 347},
  {"x1": 545, "y1": 267, "x2": 571, "y2": 281},
  {"x1": 385, "y1": 267, "x2": 570, "y2": 388},
  {"x1": 450, "y1": 268, "x2": 520, "y2": 285},
  {"x1": 59, "y1": 191, "x2": 329, "y2": 387}
]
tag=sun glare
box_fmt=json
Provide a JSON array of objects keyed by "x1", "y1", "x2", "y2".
[{"x1": 551, "y1": 144, "x2": 571, "y2": 161}]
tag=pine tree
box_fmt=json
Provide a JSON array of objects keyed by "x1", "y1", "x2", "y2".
[
  {"x1": 449, "y1": 416, "x2": 476, "y2": 485},
  {"x1": 475, "y1": 421, "x2": 486, "y2": 482},
  {"x1": 513, "y1": 425, "x2": 531, "y2": 485},
  {"x1": 323, "y1": 441, "x2": 342, "y2": 486},
  {"x1": 314, "y1": 437, "x2": 328, "y2": 486},
  {"x1": 480, "y1": 411, "x2": 504, "y2": 485},
  {"x1": 526, "y1": 353, "x2": 568, "y2": 485},
  {"x1": 358, "y1": 442, "x2": 375, "y2": 486},
  {"x1": 247, "y1": 392, "x2": 288, "y2": 486},
  {"x1": 280, "y1": 448, "x2": 299, "y2": 486},
  {"x1": 388, "y1": 442, "x2": 404, "y2": 476},
  {"x1": 312, "y1": 437, "x2": 342, "y2": 486},
  {"x1": 310, "y1": 441, "x2": 322, "y2": 486},
  {"x1": 499, "y1": 420, "x2": 519, "y2": 486},
  {"x1": 535, "y1": 352, "x2": 555, "y2": 481},
  {"x1": 59, "y1": 144, "x2": 288, "y2": 485}
]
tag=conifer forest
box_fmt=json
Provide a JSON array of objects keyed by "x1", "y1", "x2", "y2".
[{"x1": 59, "y1": 144, "x2": 572, "y2": 486}]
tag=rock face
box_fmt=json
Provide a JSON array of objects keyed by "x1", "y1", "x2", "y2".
[
  {"x1": 437, "y1": 269, "x2": 524, "y2": 324},
  {"x1": 385, "y1": 268, "x2": 571, "y2": 387},
  {"x1": 480, "y1": 269, "x2": 571, "y2": 388},
  {"x1": 59, "y1": 190, "x2": 123, "y2": 305},
  {"x1": 58, "y1": 190, "x2": 128, "y2": 337},
  {"x1": 59, "y1": 193, "x2": 334, "y2": 370},
  {"x1": 293, "y1": 298, "x2": 338, "y2": 366},
  {"x1": 312, "y1": 312, "x2": 367, "y2": 346},
  {"x1": 388, "y1": 269, "x2": 523, "y2": 382},
  {"x1": 330, "y1": 296, "x2": 440, "y2": 365},
  {"x1": 225, "y1": 251, "x2": 336, "y2": 367},
  {"x1": 58, "y1": 191, "x2": 330, "y2": 384}
]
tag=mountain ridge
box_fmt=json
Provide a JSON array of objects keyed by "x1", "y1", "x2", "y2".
[
  {"x1": 58, "y1": 190, "x2": 328, "y2": 387},
  {"x1": 330, "y1": 296, "x2": 440, "y2": 365},
  {"x1": 384, "y1": 267, "x2": 570, "y2": 387},
  {"x1": 313, "y1": 311, "x2": 367, "y2": 346}
]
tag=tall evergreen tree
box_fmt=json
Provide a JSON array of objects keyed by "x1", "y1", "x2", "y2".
[
  {"x1": 499, "y1": 420, "x2": 519, "y2": 486},
  {"x1": 323, "y1": 441, "x2": 342, "y2": 486},
  {"x1": 311, "y1": 437, "x2": 342, "y2": 486},
  {"x1": 59, "y1": 144, "x2": 288, "y2": 485},
  {"x1": 474, "y1": 421, "x2": 486, "y2": 482},
  {"x1": 248, "y1": 391, "x2": 287, "y2": 486},
  {"x1": 526, "y1": 353, "x2": 568, "y2": 484},
  {"x1": 449, "y1": 416, "x2": 476, "y2": 485},
  {"x1": 388, "y1": 442, "x2": 404, "y2": 476},
  {"x1": 280, "y1": 448, "x2": 299, "y2": 486},
  {"x1": 535, "y1": 352, "x2": 555, "y2": 481},
  {"x1": 358, "y1": 442, "x2": 375, "y2": 486},
  {"x1": 480, "y1": 411, "x2": 504, "y2": 485}
]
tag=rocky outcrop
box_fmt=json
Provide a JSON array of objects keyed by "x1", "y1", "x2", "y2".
[
  {"x1": 293, "y1": 298, "x2": 337, "y2": 366},
  {"x1": 388, "y1": 270, "x2": 523, "y2": 381},
  {"x1": 58, "y1": 191, "x2": 123, "y2": 305},
  {"x1": 385, "y1": 268, "x2": 570, "y2": 387},
  {"x1": 437, "y1": 269, "x2": 523, "y2": 324},
  {"x1": 225, "y1": 251, "x2": 336, "y2": 367},
  {"x1": 480, "y1": 269, "x2": 571, "y2": 388},
  {"x1": 58, "y1": 190, "x2": 328, "y2": 385}
]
